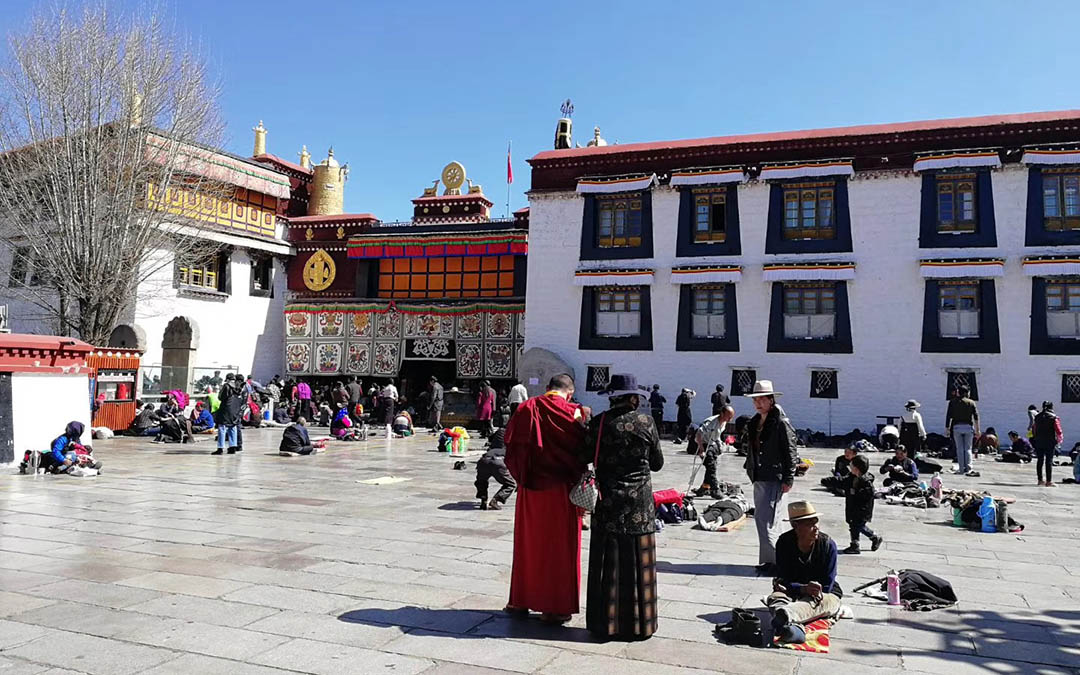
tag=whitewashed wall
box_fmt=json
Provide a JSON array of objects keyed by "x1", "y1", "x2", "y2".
[
  {"x1": 10, "y1": 373, "x2": 91, "y2": 456},
  {"x1": 135, "y1": 247, "x2": 286, "y2": 380},
  {"x1": 526, "y1": 165, "x2": 1080, "y2": 441}
]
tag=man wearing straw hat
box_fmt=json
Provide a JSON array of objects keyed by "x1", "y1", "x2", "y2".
[
  {"x1": 767, "y1": 499, "x2": 842, "y2": 645},
  {"x1": 743, "y1": 380, "x2": 799, "y2": 575}
]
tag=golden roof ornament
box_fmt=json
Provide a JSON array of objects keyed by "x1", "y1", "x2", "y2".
[
  {"x1": 299, "y1": 145, "x2": 311, "y2": 169},
  {"x1": 253, "y1": 120, "x2": 267, "y2": 156},
  {"x1": 422, "y1": 179, "x2": 439, "y2": 197},
  {"x1": 587, "y1": 126, "x2": 607, "y2": 147},
  {"x1": 441, "y1": 161, "x2": 466, "y2": 195}
]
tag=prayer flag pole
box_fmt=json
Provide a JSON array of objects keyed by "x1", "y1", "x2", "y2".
[{"x1": 506, "y1": 140, "x2": 513, "y2": 218}]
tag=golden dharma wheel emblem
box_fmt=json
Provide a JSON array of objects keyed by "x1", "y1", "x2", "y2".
[
  {"x1": 441, "y1": 161, "x2": 466, "y2": 190},
  {"x1": 303, "y1": 249, "x2": 336, "y2": 291}
]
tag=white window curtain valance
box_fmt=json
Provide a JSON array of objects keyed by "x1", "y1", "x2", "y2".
[
  {"x1": 1022, "y1": 257, "x2": 1080, "y2": 277},
  {"x1": 919, "y1": 259, "x2": 1004, "y2": 279},
  {"x1": 576, "y1": 174, "x2": 656, "y2": 194},
  {"x1": 669, "y1": 167, "x2": 746, "y2": 187},
  {"x1": 670, "y1": 266, "x2": 742, "y2": 284},
  {"x1": 1021, "y1": 149, "x2": 1080, "y2": 166},
  {"x1": 758, "y1": 160, "x2": 854, "y2": 181},
  {"x1": 573, "y1": 269, "x2": 654, "y2": 286},
  {"x1": 912, "y1": 151, "x2": 1001, "y2": 173},
  {"x1": 762, "y1": 263, "x2": 855, "y2": 282}
]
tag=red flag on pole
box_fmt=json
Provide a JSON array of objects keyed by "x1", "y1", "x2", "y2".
[{"x1": 507, "y1": 141, "x2": 513, "y2": 185}]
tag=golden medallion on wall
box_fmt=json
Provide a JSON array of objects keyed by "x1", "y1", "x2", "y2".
[
  {"x1": 305, "y1": 227, "x2": 314, "y2": 241},
  {"x1": 336, "y1": 226, "x2": 345, "y2": 239},
  {"x1": 303, "y1": 249, "x2": 336, "y2": 291}
]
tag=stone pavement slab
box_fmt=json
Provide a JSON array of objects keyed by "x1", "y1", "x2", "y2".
[{"x1": 2, "y1": 429, "x2": 1079, "y2": 673}]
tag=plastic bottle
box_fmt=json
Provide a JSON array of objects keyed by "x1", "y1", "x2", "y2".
[
  {"x1": 886, "y1": 572, "x2": 901, "y2": 605},
  {"x1": 931, "y1": 473, "x2": 943, "y2": 502},
  {"x1": 977, "y1": 496, "x2": 997, "y2": 533}
]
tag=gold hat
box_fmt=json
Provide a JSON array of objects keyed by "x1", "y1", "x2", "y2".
[{"x1": 785, "y1": 500, "x2": 819, "y2": 522}]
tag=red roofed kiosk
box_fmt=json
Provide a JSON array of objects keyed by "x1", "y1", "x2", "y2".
[{"x1": 0, "y1": 334, "x2": 93, "y2": 464}]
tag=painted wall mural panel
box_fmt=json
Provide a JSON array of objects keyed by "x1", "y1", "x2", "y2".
[
  {"x1": 315, "y1": 342, "x2": 343, "y2": 374},
  {"x1": 284, "y1": 303, "x2": 524, "y2": 381}
]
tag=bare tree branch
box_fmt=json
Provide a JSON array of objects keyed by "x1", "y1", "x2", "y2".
[{"x1": 0, "y1": 2, "x2": 228, "y2": 345}]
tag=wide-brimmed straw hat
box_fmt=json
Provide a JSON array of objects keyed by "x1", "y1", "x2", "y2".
[
  {"x1": 905, "y1": 399, "x2": 921, "y2": 409},
  {"x1": 745, "y1": 380, "x2": 782, "y2": 398},
  {"x1": 599, "y1": 373, "x2": 647, "y2": 400},
  {"x1": 785, "y1": 500, "x2": 819, "y2": 522}
]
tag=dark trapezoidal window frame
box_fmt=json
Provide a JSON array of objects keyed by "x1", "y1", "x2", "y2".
[
  {"x1": 578, "y1": 285, "x2": 653, "y2": 351},
  {"x1": 675, "y1": 283, "x2": 739, "y2": 352},
  {"x1": 580, "y1": 191, "x2": 654, "y2": 261},
  {"x1": 765, "y1": 179, "x2": 852, "y2": 255},
  {"x1": 921, "y1": 279, "x2": 999, "y2": 353},
  {"x1": 676, "y1": 184, "x2": 742, "y2": 257},
  {"x1": 919, "y1": 170, "x2": 997, "y2": 249}
]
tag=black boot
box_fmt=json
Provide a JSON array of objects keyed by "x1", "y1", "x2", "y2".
[{"x1": 841, "y1": 542, "x2": 861, "y2": 554}]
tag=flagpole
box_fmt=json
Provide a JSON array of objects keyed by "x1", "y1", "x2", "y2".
[{"x1": 506, "y1": 140, "x2": 512, "y2": 219}]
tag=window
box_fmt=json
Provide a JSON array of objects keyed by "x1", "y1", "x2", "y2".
[
  {"x1": 250, "y1": 256, "x2": 273, "y2": 297},
  {"x1": 937, "y1": 173, "x2": 977, "y2": 233},
  {"x1": 782, "y1": 183, "x2": 834, "y2": 240},
  {"x1": 693, "y1": 190, "x2": 726, "y2": 243},
  {"x1": 730, "y1": 369, "x2": 756, "y2": 397},
  {"x1": 939, "y1": 282, "x2": 980, "y2": 338},
  {"x1": 1045, "y1": 280, "x2": 1080, "y2": 338},
  {"x1": 8, "y1": 247, "x2": 29, "y2": 287},
  {"x1": 178, "y1": 253, "x2": 219, "y2": 290},
  {"x1": 377, "y1": 255, "x2": 515, "y2": 299},
  {"x1": 946, "y1": 371, "x2": 978, "y2": 401},
  {"x1": 691, "y1": 286, "x2": 725, "y2": 338},
  {"x1": 585, "y1": 365, "x2": 611, "y2": 392},
  {"x1": 810, "y1": 369, "x2": 838, "y2": 399},
  {"x1": 782, "y1": 283, "x2": 836, "y2": 339},
  {"x1": 1042, "y1": 171, "x2": 1080, "y2": 231},
  {"x1": 597, "y1": 195, "x2": 643, "y2": 248},
  {"x1": 1062, "y1": 373, "x2": 1080, "y2": 403},
  {"x1": 595, "y1": 288, "x2": 641, "y2": 337}
]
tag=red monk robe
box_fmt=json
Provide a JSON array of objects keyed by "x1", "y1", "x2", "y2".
[{"x1": 504, "y1": 390, "x2": 587, "y2": 616}]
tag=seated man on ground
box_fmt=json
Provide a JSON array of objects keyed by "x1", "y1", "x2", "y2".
[
  {"x1": 128, "y1": 403, "x2": 162, "y2": 437},
  {"x1": 279, "y1": 417, "x2": 324, "y2": 456},
  {"x1": 768, "y1": 500, "x2": 842, "y2": 644},
  {"x1": 693, "y1": 405, "x2": 735, "y2": 498},
  {"x1": 190, "y1": 401, "x2": 215, "y2": 433},
  {"x1": 879, "y1": 444, "x2": 918, "y2": 486},
  {"x1": 1000, "y1": 431, "x2": 1034, "y2": 463},
  {"x1": 821, "y1": 445, "x2": 857, "y2": 495}
]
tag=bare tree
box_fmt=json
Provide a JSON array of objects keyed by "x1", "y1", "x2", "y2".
[{"x1": 0, "y1": 3, "x2": 227, "y2": 345}]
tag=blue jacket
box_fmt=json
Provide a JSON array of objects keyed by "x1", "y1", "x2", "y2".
[
  {"x1": 49, "y1": 435, "x2": 75, "y2": 463},
  {"x1": 192, "y1": 409, "x2": 214, "y2": 429}
]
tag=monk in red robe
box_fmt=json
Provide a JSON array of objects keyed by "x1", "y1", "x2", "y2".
[{"x1": 504, "y1": 373, "x2": 589, "y2": 623}]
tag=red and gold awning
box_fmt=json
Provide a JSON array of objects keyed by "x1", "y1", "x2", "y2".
[{"x1": 346, "y1": 231, "x2": 527, "y2": 259}]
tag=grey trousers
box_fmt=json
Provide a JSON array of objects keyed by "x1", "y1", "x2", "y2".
[
  {"x1": 753, "y1": 481, "x2": 786, "y2": 565},
  {"x1": 766, "y1": 591, "x2": 841, "y2": 625},
  {"x1": 952, "y1": 424, "x2": 974, "y2": 473}
]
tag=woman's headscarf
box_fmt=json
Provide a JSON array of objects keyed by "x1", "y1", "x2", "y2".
[
  {"x1": 334, "y1": 407, "x2": 350, "y2": 424},
  {"x1": 65, "y1": 421, "x2": 84, "y2": 439}
]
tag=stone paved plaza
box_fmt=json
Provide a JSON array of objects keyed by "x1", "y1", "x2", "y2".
[{"x1": 1, "y1": 429, "x2": 1079, "y2": 674}]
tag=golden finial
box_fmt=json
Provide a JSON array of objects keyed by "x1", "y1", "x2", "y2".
[
  {"x1": 253, "y1": 120, "x2": 267, "y2": 156},
  {"x1": 299, "y1": 145, "x2": 311, "y2": 170}
]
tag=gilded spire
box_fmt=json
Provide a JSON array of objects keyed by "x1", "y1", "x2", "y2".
[
  {"x1": 253, "y1": 120, "x2": 267, "y2": 156},
  {"x1": 299, "y1": 145, "x2": 311, "y2": 170}
]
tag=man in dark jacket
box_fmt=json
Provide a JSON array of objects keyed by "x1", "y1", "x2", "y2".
[
  {"x1": 1032, "y1": 401, "x2": 1063, "y2": 486},
  {"x1": 648, "y1": 385, "x2": 666, "y2": 434},
  {"x1": 279, "y1": 417, "x2": 317, "y2": 456},
  {"x1": 743, "y1": 380, "x2": 798, "y2": 574},
  {"x1": 1001, "y1": 430, "x2": 1034, "y2": 463},
  {"x1": 213, "y1": 374, "x2": 245, "y2": 455},
  {"x1": 768, "y1": 500, "x2": 842, "y2": 644},
  {"x1": 428, "y1": 377, "x2": 444, "y2": 433},
  {"x1": 476, "y1": 415, "x2": 515, "y2": 510},
  {"x1": 711, "y1": 384, "x2": 730, "y2": 415},
  {"x1": 842, "y1": 454, "x2": 882, "y2": 554},
  {"x1": 879, "y1": 445, "x2": 918, "y2": 486}
]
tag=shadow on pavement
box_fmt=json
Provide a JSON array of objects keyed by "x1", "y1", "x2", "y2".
[{"x1": 657, "y1": 561, "x2": 759, "y2": 577}]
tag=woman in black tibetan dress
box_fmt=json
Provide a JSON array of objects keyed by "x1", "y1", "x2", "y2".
[{"x1": 583, "y1": 373, "x2": 664, "y2": 641}]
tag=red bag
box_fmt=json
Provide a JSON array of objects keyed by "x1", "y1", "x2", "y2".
[{"x1": 653, "y1": 489, "x2": 684, "y2": 508}]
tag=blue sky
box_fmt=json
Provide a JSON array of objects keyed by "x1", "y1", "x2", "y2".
[{"x1": 3, "y1": 1, "x2": 1079, "y2": 220}]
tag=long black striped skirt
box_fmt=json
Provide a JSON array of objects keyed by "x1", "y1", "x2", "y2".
[{"x1": 586, "y1": 530, "x2": 657, "y2": 641}]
